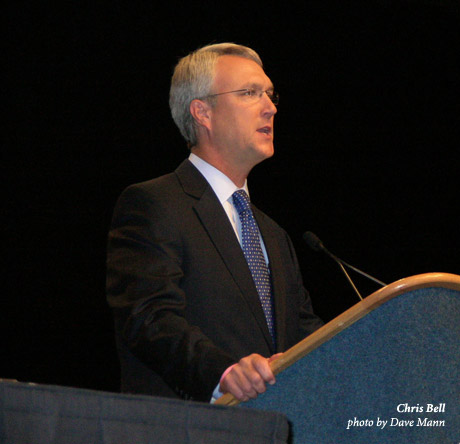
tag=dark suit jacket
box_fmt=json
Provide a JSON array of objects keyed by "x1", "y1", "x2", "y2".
[{"x1": 106, "y1": 159, "x2": 323, "y2": 402}]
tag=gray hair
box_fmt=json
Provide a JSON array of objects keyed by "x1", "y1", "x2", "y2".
[{"x1": 169, "y1": 43, "x2": 263, "y2": 147}]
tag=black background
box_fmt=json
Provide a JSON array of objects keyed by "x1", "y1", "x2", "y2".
[{"x1": 4, "y1": 0, "x2": 459, "y2": 393}]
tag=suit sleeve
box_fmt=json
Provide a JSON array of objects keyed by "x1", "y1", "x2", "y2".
[{"x1": 106, "y1": 184, "x2": 235, "y2": 401}]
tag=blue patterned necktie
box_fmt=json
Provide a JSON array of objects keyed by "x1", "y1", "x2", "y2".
[{"x1": 232, "y1": 189, "x2": 275, "y2": 343}]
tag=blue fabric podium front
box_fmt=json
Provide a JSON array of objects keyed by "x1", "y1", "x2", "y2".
[
  {"x1": 0, "y1": 381, "x2": 289, "y2": 443},
  {"x1": 219, "y1": 273, "x2": 460, "y2": 444}
]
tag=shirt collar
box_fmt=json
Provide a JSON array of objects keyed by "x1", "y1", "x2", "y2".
[{"x1": 189, "y1": 153, "x2": 249, "y2": 204}]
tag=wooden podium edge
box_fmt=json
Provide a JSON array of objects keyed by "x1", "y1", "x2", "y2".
[{"x1": 216, "y1": 272, "x2": 460, "y2": 407}]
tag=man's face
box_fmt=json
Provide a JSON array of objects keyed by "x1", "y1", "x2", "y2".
[{"x1": 207, "y1": 55, "x2": 278, "y2": 172}]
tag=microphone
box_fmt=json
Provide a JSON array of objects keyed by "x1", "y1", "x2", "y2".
[{"x1": 303, "y1": 231, "x2": 386, "y2": 301}]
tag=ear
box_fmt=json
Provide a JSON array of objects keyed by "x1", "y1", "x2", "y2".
[{"x1": 189, "y1": 99, "x2": 212, "y2": 131}]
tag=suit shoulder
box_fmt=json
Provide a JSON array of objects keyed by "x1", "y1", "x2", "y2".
[
  {"x1": 117, "y1": 169, "x2": 187, "y2": 208},
  {"x1": 118, "y1": 159, "x2": 206, "y2": 203},
  {"x1": 126, "y1": 171, "x2": 178, "y2": 195},
  {"x1": 109, "y1": 173, "x2": 182, "y2": 225}
]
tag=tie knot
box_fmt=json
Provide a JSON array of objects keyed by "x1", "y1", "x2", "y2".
[{"x1": 232, "y1": 189, "x2": 251, "y2": 214}]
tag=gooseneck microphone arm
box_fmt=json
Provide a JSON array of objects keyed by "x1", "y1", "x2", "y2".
[
  {"x1": 303, "y1": 231, "x2": 386, "y2": 301},
  {"x1": 329, "y1": 251, "x2": 386, "y2": 288},
  {"x1": 336, "y1": 260, "x2": 364, "y2": 300}
]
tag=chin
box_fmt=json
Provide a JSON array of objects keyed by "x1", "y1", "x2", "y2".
[
  {"x1": 262, "y1": 143, "x2": 275, "y2": 159},
  {"x1": 253, "y1": 148, "x2": 274, "y2": 166},
  {"x1": 245, "y1": 141, "x2": 275, "y2": 166}
]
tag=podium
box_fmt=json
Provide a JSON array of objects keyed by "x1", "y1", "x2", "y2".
[{"x1": 216, "y1": 273, "x2": 460, "y2": 444}]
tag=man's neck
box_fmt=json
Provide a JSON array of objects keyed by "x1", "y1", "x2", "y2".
[{"x1": 190, "y1": 147, "x2": 249, "y2": 188}]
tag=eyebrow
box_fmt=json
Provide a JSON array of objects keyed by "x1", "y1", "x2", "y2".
[{"x1": 241, "y1": 82, "x2": 275, "y2": 91}]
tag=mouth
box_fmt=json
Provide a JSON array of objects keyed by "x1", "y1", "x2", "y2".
[{"x1": 257, "y1": 126, "x2": 272, "y2": 135}]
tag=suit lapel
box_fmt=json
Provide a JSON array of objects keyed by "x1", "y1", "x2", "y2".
[{"x1": 175, "y1": 160, "x2": 275, "y2": 352}]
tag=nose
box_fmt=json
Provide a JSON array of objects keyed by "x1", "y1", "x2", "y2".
[{"x1": 261, "y1": 92, "x2": 277, "y2": 117}]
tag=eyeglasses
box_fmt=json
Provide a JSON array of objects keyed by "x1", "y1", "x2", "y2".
[{"x1": 199, "y1": 88, "x2": 279, "y2": 105}]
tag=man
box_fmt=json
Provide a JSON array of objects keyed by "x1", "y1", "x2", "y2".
[{"x1": 106, "y1": 43, "x2": 323, "y2": 403}]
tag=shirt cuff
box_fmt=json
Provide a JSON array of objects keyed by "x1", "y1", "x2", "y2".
[
  {"x1": 209, "y1": 363, "x2": 237, "y2": 403},
  {"x1": 210, "y1": 383, "x2": 224, "y2": 404}
]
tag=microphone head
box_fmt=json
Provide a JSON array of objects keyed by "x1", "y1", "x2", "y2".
[{"x1": 303, "y1": 231, "x2": 324, "y2": 252}]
